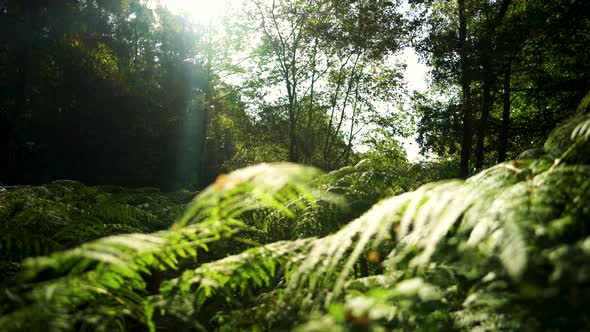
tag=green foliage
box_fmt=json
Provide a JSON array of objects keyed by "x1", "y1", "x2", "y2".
[
  {"x1": 1, "y1": 115, "x2": 590, "y2": 331},
  {"x1": 1, "y1": 1, "x2": 588, "y2": 330},
  {"x1": 282, "y1": 115, "x2": 590, "y2": 332},
  {"x1": 0, "y1": 0, "x2": 255, "y2": 189},
  {"x1": 410, "y1": 0, "x2": 590, "y2": 169},
  {"x1": 0, "y1": 181, "x2": 190, "y2": 281},
  {"x1": 0, "y1": 164, "x2": 326, "y2": 331}
]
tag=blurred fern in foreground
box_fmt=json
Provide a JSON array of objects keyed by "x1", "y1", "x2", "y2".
[{"x1": 1, "y1": 115, "x2": 590, "y2": 331}]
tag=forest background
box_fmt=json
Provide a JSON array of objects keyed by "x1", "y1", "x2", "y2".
[{"x1": 2, "y1": 0, "x2": 588, "y2": 190}]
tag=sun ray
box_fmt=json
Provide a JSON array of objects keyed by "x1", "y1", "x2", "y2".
[{"x1": 159, "y1": 0, "x2": 234, "y2": 23}]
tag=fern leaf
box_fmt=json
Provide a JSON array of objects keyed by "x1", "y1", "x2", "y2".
[
  {"x1": 158, "y1": 238, "x2": 313, "y2": 325},
  {"x1": 178, "y1": 163, "x2": 323, "y2": 227}
]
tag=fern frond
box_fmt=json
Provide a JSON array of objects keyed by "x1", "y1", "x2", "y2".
[
  {"x1": 285, "y1": 172, "x2": 527, "y2": 311},
  {"x1": 158, "y1": 238, "x2": 313, "y2": 326},
  {"x1": 0, "y1": 182, "x2": 187, "y2": 280},
  {"x1": 546, "y1": 114, "x2": 590, "y2": 165},
  {"x1": 295, "y1": 278, "x2": 447, "y2": 332},
  {"x1": 577, "y1": 89, "x2": 590, "y2": 114},
  {"x1": 285, "y1": 192, "x2": 407, "y2": 308},
  {"x1": 178, "y1": 163, "x2": 323, "y2": 227},
  {"x1": 0, "y1": 221, "x2": 240, "y2": 332},
  {"x1": 572, "y1": 117, "x2": 590, "y2": 141},
  {"x1": 0, "y1": 163, "x2": 326, "y2": 331}
]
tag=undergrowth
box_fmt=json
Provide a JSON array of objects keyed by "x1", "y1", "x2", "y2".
[
  {"x1": 0, "y1": 183, "x2": 192, "y2": 281},
  {"x1": 1, "y1": 113, "x2": 590, "y2": 331}
]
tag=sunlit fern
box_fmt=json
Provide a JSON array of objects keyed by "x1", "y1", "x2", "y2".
[
  {"x1": 284, "y1": 114, "x2": 590, "y2": 331},
  {"x1": 0, "y1": 163, "x2": 326, "y2": 331},
  {"x1": 2, "y1": 111, "x2": 590, "y2": 331},
  {"x1": 572, "y1": 117, "x2": 590, "y2": 141},
  {"x1": 156, "y1": 238, "x2": 314, "y2": 329}
]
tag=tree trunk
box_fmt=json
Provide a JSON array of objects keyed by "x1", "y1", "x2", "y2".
[
  {"x1": 288, "y1": 105, "x2": 298, "y2": 162},
  {"x1": 304, "y1": 40, "x2": 318, "y2": 164},
  {"x1": 288, "y1": 30, "x2": 300, "y2": 163},
  {"x1": 9, "y1": 0, "x2": 39, "y2": 183},
  {"x1": 287, "y1": 78, "x2": 298, "y2": 163},
  {"x1": 198, "y1": 27, "x2": 214, "y2": 188},
  {"x1": 458, "y1": 0, "x2": 472, "y2": 178},
  {"x1": 498, "y1": 64, "x2": 511, "y2": 162},
  {"x1": 475, "y1": 58, "x2": 492, "y2": 170},
  {"x1": 475, "y1": 0, "x2": 511, "y2": 169}
]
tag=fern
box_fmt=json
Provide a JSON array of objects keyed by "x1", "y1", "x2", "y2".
[
  {"x1": 158, "y1": 238, "x2": 313, "y2": 328},
  {"x1": 572, "y1": 117, "x2": 590, "y2": 141},
  {"x1": 0, "y1": 163, "x2": 326, "y2": 331},
  {"x1": 178, "y1": 163, "x2": 322, "y2": 226},
  {"x1": 252, "y1": 114, "x2": 590, "y2": 330},
  {"x1": 0, "y1": 182, "x2": 190, "y2": 282},
  {"x1": 0, "y1": 222, "x2": 238, "y2": 331},
  {"x1": 2, "y1": 111, "x2": 590, "y2": 331}
]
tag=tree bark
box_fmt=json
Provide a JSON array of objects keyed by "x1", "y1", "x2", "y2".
[
  {"x1": 303, "y1": 40, "x2": 317, "y2": 164},
  {"x1": 197, "y1": 27, "x2": 214, "y2": 188},
  {"x1": 287, "y1": 47, "x2": 299, "y2": 163},
  {"x1": 458, "y1": 0, "x2": 473, "y2": 178},
  {"x1": 475, "y1": 52, "x2": 492, "y2": 170},
  {"x1": 498, "y1": 64, "x2": 511, "y2": 162},
  {"x1": 288, "y1": 84, "x2": 298, "y2": 162},
  {"x1": 475, "y1": 0, "x2": 511, "y2": 169}
]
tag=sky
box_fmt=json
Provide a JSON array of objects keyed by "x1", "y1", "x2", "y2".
[
  {"x1": 156, "y1": 0, "x2": 238, "y2": 23},
  {"x1": 398, "y1": 48, "x2": 429, "y2": 161},
  {"x1": 158, "y1": 0, "x2": 430, "y2": 161}
]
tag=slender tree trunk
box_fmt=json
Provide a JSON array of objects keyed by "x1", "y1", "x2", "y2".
[
  {"x1": 475, "y1": 31, "x2": 493, "y2": 171},
  {"x1": 286, "y1": 58, "x2": 298, "y2": 163},
  {"x1": 304, "y1": 40, "x2": 318, "y2": 164},
  {"x1": 264, "y1": 0, "x2": 300, "y2": 163},
  {"x1": 11, "y1": 0, "x2": 38, "y2": 182},
  {"x1": 498, "y1": 64, "x2": 511, "y2": 162},
  {"x1": 133, "y1": 15, "x2": 138, "y2": 69},
  {"x1": 16, "y1": 9, "x2": 32, "y2": 127},
  {"x1": 198, "y1": 27, "x2": 214, "y2": 187},
  {"x1": 459, "y1": 99, "x2": 473, "y2": 178},
  {"x1": 475, "y1": 62, "x2": 492, "y2": 170},
  {"x1": 342, "y1": 82, "x2": 360, "y2": 165},
  {"x1": 198, "y1": 84, "x2": 212, "y2": 188},
  {"x1": 288, "y1": 91, "x2": 298, "y2": 162},
  {"x1": 458, "y1": 0, "x2": 472, "y2": 178},
  {"x1": 475, "y1": 0, "x2": 511, "y2": 169},
  {"x1": 323, "y1": 54, "x2": 352, "y2": 168},
  {"x1": 324, "y1": 53, "x2": 359, "y2": 168},
  {"x1": 287, "y1": 24, "x2": 301, "y2": 163}
]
